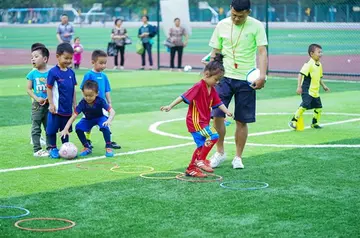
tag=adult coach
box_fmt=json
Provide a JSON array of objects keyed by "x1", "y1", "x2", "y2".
[
  {"x1": 56, "y1": 14, "x2": 74, "y2": 44},
  {"x1": 209, "y1": 0, "x2": 268, "y2": 169}
]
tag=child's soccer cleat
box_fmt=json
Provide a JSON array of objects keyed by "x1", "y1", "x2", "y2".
[
  {"x1": 49, "y1": 148, "x2": 60, "y2": 159},
  {"x1": 34, "y1": 149, "x2": 49, "y2": 157},
  {"x1": 232, "y1": 156, "x2": 244, "y2": 169},
  {"x1": 87, "y1": 140, "x2": 94, "y2": 149},
  {"x1": 288, "y1": 121, "x2": 297, "y2": 130},
  {"x1": 79, "y1": 148, "x2": 92, "y2": 157},
  {"x1": 209, "y1": 152, "x2": 227, "y2": 168},
  {"x1": 185, "y1": 167, "x2": 208, "y2": 178},
  {"x1": 110, "y1": 141, "x2": 121, "y2": 149},
  {"x1": 195, "y1": 159, "x2": 214, "y2": 173},
  {"x1": 105, "y1": 148, "x2": 114, "y2": 157},
  {"x1": 311, "y1": 124, "x2": 322, "y2": 129}
]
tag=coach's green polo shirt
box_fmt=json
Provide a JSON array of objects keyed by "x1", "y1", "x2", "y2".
[
  {"x1": 209, "y1": 16, "x2": 268, "y2": 80},
  {"x1": 300, "y1": 58, "x2": 323, "y2": 98}
]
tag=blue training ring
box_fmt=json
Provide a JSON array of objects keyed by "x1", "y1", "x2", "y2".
[
  {"x1": 0, "y1": 205, "x2": 30, "y2": 219},
  {"x1": 220, "y1": 180, "x2": 269, "y2": 190}
]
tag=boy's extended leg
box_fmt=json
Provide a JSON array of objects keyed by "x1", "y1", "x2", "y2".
[
  {"x1": 185, "y1": 147, "x2": 207, "y2": 178},
  {"x1": 100, "y1": 127, "x2": 114, "y2": 157},
  {"x1": 76, "y1": 119, "x2": 94, "y2": 156},
  {"x1": 289, "y1": 106, "x2": 306, "y2": 129}
]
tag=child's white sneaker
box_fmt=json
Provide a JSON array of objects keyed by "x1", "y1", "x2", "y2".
[
  {"x1": 210, "y1": 152, "x2": 226, "y2": 168},
  {"x1": 232, "y1": 156, "x2": 244, "y2": 169},
  {"x1": 33, "y1": 149, "x2": 49, "y2": 157}
]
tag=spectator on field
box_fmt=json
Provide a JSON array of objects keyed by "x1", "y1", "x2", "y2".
[{"x1": 56, "y1": 14, "x2": 74, "y2": 44}]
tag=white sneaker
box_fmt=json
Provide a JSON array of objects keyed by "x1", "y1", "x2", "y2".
[
  {"x1": 232, "y1": 156, "x2": 244, "y2": 169},
  {"x1": 120, "y1": 66, "x2": 124, "y2": 70},
  {"x1": 33, "y1": 149, "x2": 49, "y2": 157},
  {"x1": 113, "y1": 66, "x2": 118, "y2": 70},
  {"x1": 210, "y1": 152, "x2": 226, "y2": 168}
]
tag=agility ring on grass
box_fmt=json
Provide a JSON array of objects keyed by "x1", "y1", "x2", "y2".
[
  {"x1": 76, "y1": 161, "x2": 119, "y2": 170},
  {"x1": 14, "y1": 217, "x2": 76, "y2": 232},
  {"x1": 110, "y1": 165, "x2": 155, "y2": 174},
  {"x1": 220, "y1": 180, "x2": 269, "y2": 190},
  {"x1": 0, "y1": 205, "x2": 30, "y2": 219},
  {"x1": 140, "y1": 171, "x2": 185, "y2": 180},
  {"x1": 176, "y1": 173, "x2": 223, "y2": 183}
]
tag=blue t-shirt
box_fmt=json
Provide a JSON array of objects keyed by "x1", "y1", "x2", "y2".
[
  {"x1": 26, "y1": 69, "x2": 48, "y2": 99},
  {"x1": 47, "y1": 65, "x2": 77, "y2": 116},
  {"x1": 80, "y1": 71, "x2": 111, "y2": 102},
  {"x1": 75, "y1": 97, "x2": 111, "y2": 120}
]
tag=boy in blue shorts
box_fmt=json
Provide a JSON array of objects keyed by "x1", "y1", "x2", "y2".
[
  {"x1": 60, "y1": 80, "x2": 115, "y2": 157},
  {"x1": 80, "y1": 50, "x2": 121, "y2": 149},
  {"x1": 289, "y1": 44, "x2": 330, "y2": 130},
  {"x1": 26, "y1": 43, "x2": 50, "y2": 157},
  {"x1": 46, "y1": 43, "x2": 77, "y2": 158}
]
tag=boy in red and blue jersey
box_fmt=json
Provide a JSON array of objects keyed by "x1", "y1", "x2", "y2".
[
  {"x1": 60, "y1": 80, "x2": 116, "y2": 157},
  {"x1": 161, "y1": 54, "x2": 232, "y2": 177},
  {"x1": 46, "y1": 43, "x2": 77, "y2": 159}
]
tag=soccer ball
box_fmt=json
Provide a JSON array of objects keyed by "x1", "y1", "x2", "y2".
[
  {"x1": 75, "y1": 47, "x2": 81, "y2": 53},
  {"x1": 59, "y1": 142, "x2": 78, "y2": 159},
  {"x1": 246, "y1": 68, "x2": 267, "y2": 86},
  {"x1": 184, "y1": 65, "x2": 192, "y2": 72}
]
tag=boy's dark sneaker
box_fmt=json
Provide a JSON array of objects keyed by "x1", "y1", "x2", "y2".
[
  {"x1": 111, "y1": 141, "x2": 121, "y2": 149},
  {"x1": 288, "y1": 121, "x2": 296, "y2": 130},
  {"x1": 87, "y1": 140, "x2": 94, "y2": 149},
  {"x1": 311, "y1": 124, "x2": 322, "y2": 129}
]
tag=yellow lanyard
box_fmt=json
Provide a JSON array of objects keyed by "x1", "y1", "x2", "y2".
[{"x1": 230, "y1": 22, "x2": 245, "y2": 69}]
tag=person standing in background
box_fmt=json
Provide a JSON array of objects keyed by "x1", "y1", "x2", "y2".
[
  {"x1": 138, "y1": 15, "x2": 154, "y2": 70},
  {"x1": 56, "y1": 14, "x2": 74, "y2": 44},
  {"x1": 169, "y1": 18, "x2": 188, "y2": 71},
  {"x1": 111, "y1": 18, "x2": 128, "y2": 70}
]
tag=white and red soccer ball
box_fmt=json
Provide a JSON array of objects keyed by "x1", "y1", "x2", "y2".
[{"x1": 59, "y1": 142, "x2": 78, "y2": 159}]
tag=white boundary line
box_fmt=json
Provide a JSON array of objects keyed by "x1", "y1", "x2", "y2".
[{"x1": 0, "y1": 142, "x2": 194, "y2": 173}]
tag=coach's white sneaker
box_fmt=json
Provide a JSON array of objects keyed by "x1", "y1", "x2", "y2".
[
  {"x1": 33, "y1": 149, "x2": 49, "y2": 157},
  {"x1": 232, "y1": 156, "x2": 244, "y2": 169},
  {"x1": 210, "y1": 152, "x2": 226, "y2": 168}
]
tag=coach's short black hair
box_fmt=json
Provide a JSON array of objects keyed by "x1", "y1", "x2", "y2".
[
  {"x1": 56, "y1": 42, "x2": 74, "y2": 55},
  {"x1": 32, "y1": 45, "x2": 50, "y2": 63},
  {"x1": 308, "y1": 44, "x2": 322, "y2": 56},
  {"x1": 174, "y1": 17, "x2": 180, "y2": 22},
  {"x1": 231, "y1": 0, "x2": 251, "y2": 11},
  {"x1": 61, "y1": 13, "x2": 68, "y2": 17},
  {"x1": 31, "y1": 43, "x2": 45, "y2": 51},
  {"x1": 91, "y1": 50, "x2": 107, "y2": 61},
  {"x1": 82, "y1": 79, "x2": 99, "y2": 93}
]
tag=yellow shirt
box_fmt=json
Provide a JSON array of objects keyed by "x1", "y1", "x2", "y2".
[
  {"x1": 209, "y1": 16, "x2": 268, "y2": 80},
  {"x1": 300, "y1": 58, "x2": 323, "y2": 98}
]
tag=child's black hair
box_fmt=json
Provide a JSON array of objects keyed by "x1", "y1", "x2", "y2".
[
  {"x1": 74, "y1": 37, "x2": 80, "y2": 41},
  {"x1": 31, "y1": 43, "x2": 45, "y2": 51},
  {"x1": 114, "y1": 18, "x2": 122, "y2": 25},
  {"x1": 308, "y1": 43, "x2": 322, "y2": 56},
  {"x1": 91, "y1": 50, "x2": 107, "y2": 62},
  {"x1": 142, "y1": 15, "x2": 149, "y2": 21},
  {"x1": 174, "y1": 17, "x2": 180, "y2": 22},
  {"x1": 231, "y1": 0, "x2": 251, "y2": 11},
  {"x1": 204, "y1": 53, "x2": 225, "y2": 76},
  {"x1": 82, "y1": 80, "x2": 99, "y2": 93},
  {"x1": 31, "y1": 43, "x2": 50, "y2": 63},
  {"x1": 56, "y1": 42, "x2": 74, "y2": 55}
]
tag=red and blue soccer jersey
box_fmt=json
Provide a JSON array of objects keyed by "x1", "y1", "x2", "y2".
[
  {"x1": 181, "y1": 80, "x2": 223, "y2": 132},
  {"x1": 75, "y1": 97, "x2": 111, "y2": 120},
  {"x1": 47, "y1": 65, "x2": 77, "y2": 116}
]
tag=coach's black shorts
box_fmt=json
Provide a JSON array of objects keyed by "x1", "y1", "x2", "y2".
[
  {"x1": 300, "y1": 93, "x2": 322, "y2": 109},
  {"x1": 212, "y1": 77, "x2": 256, "y2": 123}
]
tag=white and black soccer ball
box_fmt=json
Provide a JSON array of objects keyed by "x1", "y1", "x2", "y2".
[
  {"x1": 246, "y1": 68, "x2": 267, "y2": 86},
  {"x1": 59, "y1": 142, "x2": 78, "y2": 160},
  {"x1": 183, "y1": 65, "x2": 192, "y2": 72}
]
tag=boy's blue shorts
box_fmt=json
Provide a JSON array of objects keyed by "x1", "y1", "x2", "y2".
[
  {"x1": 46, "y1": 113, "x2": 72, "y2": 135},
  {"x1": 75, "y1": 116, "x2": 109, "y2": 132},
  {"x1": 191, "y1": 125, "x2": 219, "y2": 148}
]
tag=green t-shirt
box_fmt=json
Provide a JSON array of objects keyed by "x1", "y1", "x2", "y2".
[{"x1": 209, "y1": 16, "x2": 268, "y2": 80}]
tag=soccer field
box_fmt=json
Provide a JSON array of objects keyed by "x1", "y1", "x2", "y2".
[
  {"x1": 1, "y1": 67, "x2": 360, "y2": 237},
  {"x1": 1, "y1": 27, "x2": 359, "y2": 55}
]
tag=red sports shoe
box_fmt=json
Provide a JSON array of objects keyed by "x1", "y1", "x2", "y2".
[
  {"x1": 185, "y1": 167, "x2": 208, "y2": 178},
  {"x1": 195, "y1": 159, "x2": 214, "y2": 173}
]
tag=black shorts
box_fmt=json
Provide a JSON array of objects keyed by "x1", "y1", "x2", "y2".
[
  {"x1": 300, "y1": 93, "x2": 322, "y2": 109},
  {"x1": 212, "y1": 77, "x2": 256, "y2": 123}
]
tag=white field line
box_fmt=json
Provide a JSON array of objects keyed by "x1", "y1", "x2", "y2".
[
  {"x1": 0, "y1": 142, "x2": 194, "y2": 173},
  {"x1": 224, "y1": 141, "x2": 360, "y2": 148}
]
